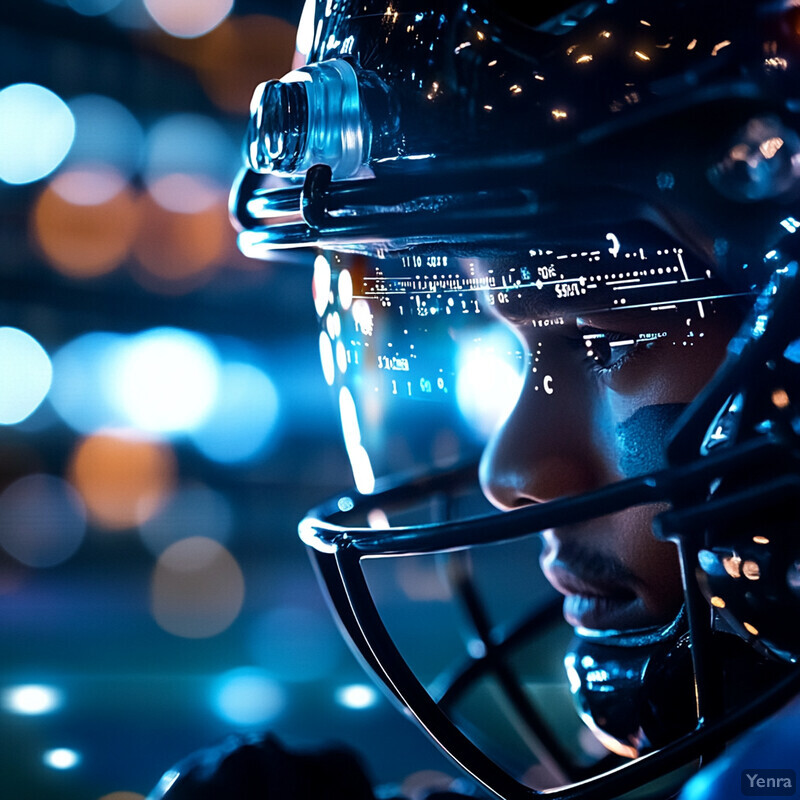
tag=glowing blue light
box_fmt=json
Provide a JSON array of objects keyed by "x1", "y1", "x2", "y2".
[
  {"x1": 335, "y1": 684, "x2": 379, "y2": 710},
  {"x1": 110, "y1": 327, "x2": 220, "y2": 434},
  {"x1": 65, "y1": 94, "x2": 144, "y2": 180},
  {"x1": 212, "y1": 668, "x2": 285, "y2": 727},
  {"x1": 0, "y1": 327, "x2": 53, "y2": 425},
  {"x1": 49, "y1": 331, "x2": 126, "y2": 433},
  {"x1": 43, "y1": 748, "x2": 81, "y2": 770},
  {"x1": 0, "y1": 84, "x2": 75, "y2": 185},
  {"x1": 144, "y1": 113, "x2": 236, "y2": 210},
  {"x1": 780, "y1": 216, "x2": 800, "y2": 233},
  {"x1": 785, "y1": 338, "x2": 800, "y2": 364},
  {"x1": 455, "y1": 331, "x2": 524, "y2": 440},
  {"x1": 190, "y1": 362, "x2": 279, "y2": 463},
  {"x1": 2, "y1": 684, "x2": 63, "y2": 715}
]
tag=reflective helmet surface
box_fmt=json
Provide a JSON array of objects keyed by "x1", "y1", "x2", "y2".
[{"x1": 231, "y1": 1, "x2": 800, "y2": 798}]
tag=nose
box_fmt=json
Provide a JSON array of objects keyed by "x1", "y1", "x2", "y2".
[{"x1": 479, "y1": 354, "x2": 616, "y2": 511}]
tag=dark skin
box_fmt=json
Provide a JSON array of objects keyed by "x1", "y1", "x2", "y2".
[{"x1": 479, "y1": 304, "x2": 742, "y2": 632}]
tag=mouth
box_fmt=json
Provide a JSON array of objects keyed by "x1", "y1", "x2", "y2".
[{"x1": 542, "y1": 558, "x2": 660, "y2": 633}]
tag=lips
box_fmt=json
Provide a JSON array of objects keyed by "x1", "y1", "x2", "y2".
[{"x1": 542, "y1": 557, "x2": 662, "y2": 633}]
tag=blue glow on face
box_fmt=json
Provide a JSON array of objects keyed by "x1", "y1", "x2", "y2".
[
  {"x1": 212, "y1": 667, "x2": 285, "y2": 727},
  {"x1": 190, "y1": 362, "x2": 279, "y2": 463},
  {"x1": 2, "y1": 684, "x2": 63, "y2": 715},
  {"x1": 455, "y1": 329, "x2": 524, "y2": 440},
  {"x1": 43, "y1": 748, "x2": 81, "y2": 770},
  {"x1": 110, "y1": 327, "x2": 220, "y2": 434},
  {"x1": 0, "y1": 84, "x2": 75, "y2": 185},
  {"x1": 0, "y1": 327, "x2": 53, "y2": 425}
]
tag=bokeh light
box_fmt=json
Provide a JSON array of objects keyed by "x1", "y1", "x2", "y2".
[
  {"x1": 64, "y1": 94, "x2": 144, "y2": 180},
  {"x1": 143, "y1": 113, "x2": 233, "y2": 212},
  {"x1": 49, "y1": 331, "x2": 126, "y2": 434},
  {"x1": 334, "y1": 683, "x2": 379, "y2": 710},
  {"x1": 190, "y1": 361, "x2": 279, "y2": 463},
  {"x1": 109, "y1": 327, "x2": 220, "y2": 435},
  {"x1": 248, "y1": 606, "x2": 341, "y2": 683},
  {"x1": 43, "y1": 748, "x2": 81, "y2": 770},
  {"x1": 148, "y1": 15, "x2": 296, "y2": 114},
  {"x1": 211, "y1": 667, "x2": 285, "y2": 727},
  {"x1": 131, "y1": 194, "x2": 229, "y2": 289},
  {"x1": 144, "y1": 0, "x2": 233, "y2": 38},
  {"x1": 0, "y1": 327, "x2": 52, "y2": 425},
  {"x1": 138, "y1": 482, "x2": 233, "y2": 557},
  {"x1": 0, "y1": 474, "x2": 87, "y2": 568},
  {"x1": 0, "y1": 83, "x2": 74, "y2": 185},
  {"x1": 31, "y1": 178, "x2": 140, "y2": 278},
  {"x1": 2, "y1": 684, "x2": 63, "y2": 715},
  {"x1": 68, "y1": 431, "x2": 176, "y2": 530},
  {"x1": 150, "y1": 537, "x2": 244, "y2": 638}
]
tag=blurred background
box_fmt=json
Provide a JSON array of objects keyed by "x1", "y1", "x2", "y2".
[{"x1": 0, "y1": 1, "x2": 464, "y2": 797}]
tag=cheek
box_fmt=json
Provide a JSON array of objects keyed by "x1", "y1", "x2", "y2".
[
  {"x1": 615, "y1": 403, "x2": 687, "y2": 477},
  {"x1": 615, "y1": 505, "x2": 684, "y2": 613}
]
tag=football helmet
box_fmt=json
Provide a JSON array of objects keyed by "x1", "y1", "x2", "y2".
[{"x1": 230, "y1": 0, "x2": 800, "y2": 798}]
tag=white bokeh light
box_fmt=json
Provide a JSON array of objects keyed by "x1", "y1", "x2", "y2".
[
  {"x1": 143, "y1": 0, "x2": 233, "y2": 39},
  {"x1": 212, "y1": 668, "x2": 285, "y2": 727},
  {"x1": 0, "y1": 327, "x2": 53, "y2": 425},
  {"x1": 0, "y1": 84, "x2": 75, "y2": 185},
  {"x1": 110, "y1": 327, "x2": 220, "y2": 434},
  {"x1": 2, "y1": 684, "x2": 63, "y2": 715},
  {"x1": 43, "y1": 748, "x2": 81, "y2": 770},
  {"x1": 335, "y1": 683, "x2": 379, "y2": 710}
]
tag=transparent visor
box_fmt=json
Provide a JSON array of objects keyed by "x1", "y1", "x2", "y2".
[{"x1": 313, "y1": 224, "x2": 750, "y2": 491}]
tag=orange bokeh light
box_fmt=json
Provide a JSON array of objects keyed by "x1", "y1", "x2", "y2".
[
  {"x1": 149, "y1": 15, "x2": 296, "y2": 114},
  {"x1": 131, "y1": 192, "x2": 230, "y2": 292},
  {"x1": 150, "y1": 536, "x2": 245, "y2": 638},
  {"x1": 31, "y1": 173, "x2": 140, "y2": 279},
  {"x1": 68, "y1": 431, "x2": 177, "y2": 530}
]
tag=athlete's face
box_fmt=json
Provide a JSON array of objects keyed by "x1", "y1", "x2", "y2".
[{"x1": 479, "y1": 303, "x2": 741, "y2": 633}]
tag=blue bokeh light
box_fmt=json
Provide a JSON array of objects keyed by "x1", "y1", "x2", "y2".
[
  {"x1": 0, "y1": 474, "x2": 87, "y2": 568},
  {"x1": 190, "y1": 362, "x2": 279, "y2": 464},
  {"x1": 0, "y1": 327, "x2": 53, "y2": 425},
  {"x1": 43, "y1": 747, "x2": 81, "y2": 770},
  {"x1": 212, "y1": 667, "x2": 285, "y2": 728},
  {"x1": 64, "y1": 94, "x2": 144, "y2": 180},
  {"x1": 49, "y1": 331, "x2": 126, "y2": 434},
  {"x1": 0, "y1": 83, "x2": 75, "y2": 185}
]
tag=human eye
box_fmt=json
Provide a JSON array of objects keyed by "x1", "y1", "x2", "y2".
[{"x1": 579, "y1": 327, "x2": 649, "y2": 374}]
